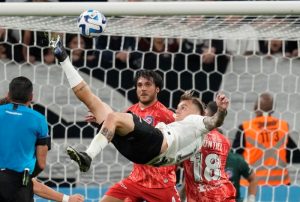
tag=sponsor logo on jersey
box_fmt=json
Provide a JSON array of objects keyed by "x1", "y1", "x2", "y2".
[
  {"x1": 5, "y1": 110, "x2": 22, "y2": 116},
  {"x1": 144, "y1": 115, "x2": 154, "y2": 125},
  {"x1": 118, "y1": 181, "x2": 128, "y2": 189},
  {"x1": 198, "y1": 183, "x2": 220, "y2": 192}
]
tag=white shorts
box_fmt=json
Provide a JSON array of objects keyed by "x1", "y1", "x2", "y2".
[{"x1": 147, "y1": 114, "x2": 208, "y2": 166}]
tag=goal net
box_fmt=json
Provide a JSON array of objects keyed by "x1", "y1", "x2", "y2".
[{"x1": 0, "y1": 1, "x2": 300, "y2": 201}]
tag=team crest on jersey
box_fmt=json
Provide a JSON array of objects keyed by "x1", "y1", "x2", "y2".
[{"x1": 144, "y1": 115, "x2": 154, "y2": 125}]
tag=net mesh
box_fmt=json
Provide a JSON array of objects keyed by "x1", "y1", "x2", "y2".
[
  {"x1": 0, "y1": 14, "x2": 300, "y2": 202},
  {"x1": 1, "y1": 15, "x2": 300, "y2": 39}
]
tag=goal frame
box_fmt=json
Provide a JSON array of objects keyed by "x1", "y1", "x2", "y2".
[
  {"x1": 0, "y1": 1, "x2": 300, "y2": 16},
  {"x1": 1, "y1": 1, "x2": 300, "y2": 202}
]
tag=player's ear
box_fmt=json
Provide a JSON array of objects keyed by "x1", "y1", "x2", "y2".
[
  {"x1": 254, "y1": 99, "x2": 258, "y2": 111},
  {"x1": 29, "y1": 93, "x2": 33, "y2": 102},
  {"x1": 156, "y1": 87, "x2": 160, "y2": 93}
]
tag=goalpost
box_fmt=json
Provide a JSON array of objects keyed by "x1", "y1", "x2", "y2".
[{"x1": 0, "y1": 1, "x2": 300, "y2": 201}]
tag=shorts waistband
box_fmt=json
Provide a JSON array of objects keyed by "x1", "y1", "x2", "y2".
[{"x1": 0, "y1": 169, "x2": 24, "y2": 177}]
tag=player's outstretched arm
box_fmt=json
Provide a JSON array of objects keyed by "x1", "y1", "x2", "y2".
[
  {"x1": 32, "y1": 178, "x2": 84, "y2": 202},
  {"x1": 50, "y1": 36, "x2": 113, "y2": 124},
  {"x1": 246, "y1": 171, "x2": 257, "y2": 202},
  {"x1": 203, "y1": 92, "x2": 229, "y2": 131}
]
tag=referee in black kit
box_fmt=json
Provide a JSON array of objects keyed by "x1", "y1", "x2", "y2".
[{"x1": 0, "y1": 76, "x2": 50, "y2": 202}]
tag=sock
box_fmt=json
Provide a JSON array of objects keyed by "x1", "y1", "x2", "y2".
[
  {"x1": 60, "y1": 57, "x2": 83, "y2": 88},
  {"x1": 86, "y1": 132, "x2": 108, "y2": 159}
]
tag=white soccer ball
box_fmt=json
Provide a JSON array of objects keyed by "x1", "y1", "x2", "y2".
[{"x1": 77, "y1": 9, "x2": 107, "y2": 38}]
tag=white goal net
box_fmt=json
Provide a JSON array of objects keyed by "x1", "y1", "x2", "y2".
[{"x1": 0, "y1": 1, "x2": 300, "y2": 202}]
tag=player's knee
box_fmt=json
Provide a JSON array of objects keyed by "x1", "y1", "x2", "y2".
[
  {"x1": 106, "y1": 112, "x2": 124, "y2": 125},
  {"x1": 106, "y1": 112, "x2": 117, "y2": 123}
]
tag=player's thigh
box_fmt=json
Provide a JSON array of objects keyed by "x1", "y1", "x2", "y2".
[
  {"x1": 102, "y1": 178, "x2": 142, "y2": 202},
  {"x1": 111, "y1": 112, "x2": 135, "y2": 135},
  {"x1": 142, "y1": 186, "x2": 181, "y2": 202}
]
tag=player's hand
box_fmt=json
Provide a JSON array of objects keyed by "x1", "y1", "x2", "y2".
[
  {"x1": 202, "y1": 47, "x2": 216, "y2": 64},
  {"x1": 68, "y1": 194, "x2": 84, "y2": 202},
  {"x1": 116, "y1": 51, "x2": 128, "y2": 62},
  {"x1": 85, "y1": 112, "x2": 97, "y2": 123},
  {"x1": 215, "y1": 92, "x2": 229, "y2": 112}
]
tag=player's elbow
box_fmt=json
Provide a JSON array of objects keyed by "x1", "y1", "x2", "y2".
[
  {"x1": 205, "y1": 119, "x2": 224, "y2": 131},
  {"x1": 215, "y1": 119, "x2": 224, "y2": 128},
  {"x1": 106, "y1": 112, "x2": 119, "y2": 123},
  {"x1": 36, "y1": 145, "x2": 48, "y2": 171},
  {"x1": 248, "y1": 172, "x2": 258, "y2": 186},
  {"x1": 32, "y1": 178, "x2": 41, "y2": 194},
  {"x1": 38, "y1": 162, "x2": 46, "y2": 170},
  {"x1": 32, "y1": 160, "x2": 46, "y2": 177}
]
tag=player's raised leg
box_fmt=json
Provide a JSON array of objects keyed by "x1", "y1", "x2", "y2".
[
  {"x1": 50, "y1": 36, "x2": 114, "y2": 171},
  {"x1": 50, "y1": 35, "x2": 113, "y2": 124}
]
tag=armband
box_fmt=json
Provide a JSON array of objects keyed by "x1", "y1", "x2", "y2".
[
  {"x1": 62, "y1": 194, "x2": 69, "y2": 202},
  {"x1": 36, "y1": 136, "x2": 51, "y2": 150}
]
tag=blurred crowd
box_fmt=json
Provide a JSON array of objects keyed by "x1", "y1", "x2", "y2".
[
  {"x1": 0, "y1": 0, "x2": 299, "y2": 112},
  {"x1": 0, "y1": 26, "x2": 299, "y2": 106},
  {"x1": 1, "y1": 2, "x2": 300, "y2": 201}
]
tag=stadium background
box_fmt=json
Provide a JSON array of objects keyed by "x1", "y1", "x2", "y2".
[{"x1": 1, "y1": 1, "x2": 300, "y2": 202}]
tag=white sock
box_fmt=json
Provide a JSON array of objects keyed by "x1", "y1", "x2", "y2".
[
  {"x1": 86, "y1": 132, "x2": 108, "y2": 159},
  {"x1": 60, "y1": 57, "x2": 83, "y2": 88}
]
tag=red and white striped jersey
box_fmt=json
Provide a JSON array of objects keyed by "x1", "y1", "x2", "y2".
[
  {"x1": 183, "y1": 129, "x2": 236, "y2": 201},
  {"x1": 127, "y1": 101, "x2": 177, "y2": 188}
]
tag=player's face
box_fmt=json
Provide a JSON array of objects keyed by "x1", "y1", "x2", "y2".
[
  {"x1": 175, "y1": 100, "x2": 200, "y2": 121},
  {"x1": 136, "y1": 77, "x2": 159, "y2": 106}
]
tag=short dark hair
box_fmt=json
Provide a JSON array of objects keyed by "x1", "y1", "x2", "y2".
[
  {"x1": 134, "y1": 70, "x2": 163, "y2": 90},
  {"x1": 254, "y1": 92, "x2": 274, "y2": 115},
  {"x1": 179, "y1": 90, "x2": 205, "y2": 115},
  {"x1": 9, "y1": 76, "x2": 33, "y2": 103},
  {"x1": 206, "y1": 101, "x2": 218, "y2": 116}
]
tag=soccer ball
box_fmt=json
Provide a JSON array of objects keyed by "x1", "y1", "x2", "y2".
[{"x1": 77, "y1": 9, "x2": 107, "y2": 38}]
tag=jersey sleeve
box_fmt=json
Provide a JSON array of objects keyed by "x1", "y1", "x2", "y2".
[
  {"x1": 36, "y1": 116, "x2": 51, "y2": 149},
  {"x1": 184, "y1": 115, "x2": 209, "y2": 138},
  {"x1": 158, "y1": 107, "x2": 175, "y2": 124},
  {"x1": 165, "y1": 109, "x2": 175, "y2": 123},
  {"x1": 196, "y1": 115, "x2": 209, "y2": 134},
  {"x1": 238, "y1": 155, "x2": 253, "y2": 179},
  {"x1": 232, "y1": 124, "x2": 245, "y2": 155},
  {"x1": 39, "y1": 116, "x2": 49, "y2": 138}
]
